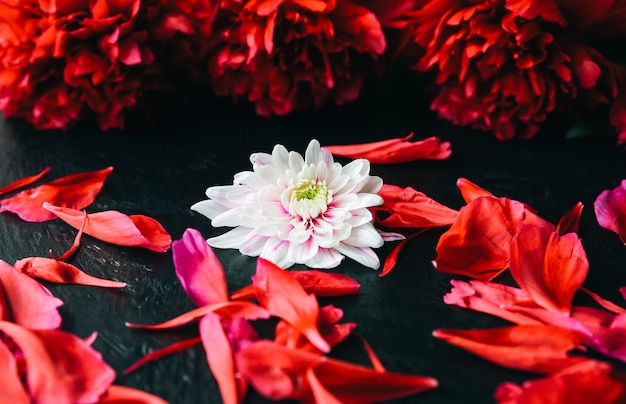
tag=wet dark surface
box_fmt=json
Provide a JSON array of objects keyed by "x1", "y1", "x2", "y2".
[{"x1": 1, "y1": 77, "x2": 626, "y2": 403}]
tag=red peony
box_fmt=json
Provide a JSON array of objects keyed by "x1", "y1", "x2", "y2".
[
  {"x1": 205, "y1": 0, "x2": 397, "y2": 117},
  {"x1": 0, "y1": 0, "x2": 211, "y2": 130},
  {"x1": 405, "y1": 0, "x2": 626, "y2": 140}
]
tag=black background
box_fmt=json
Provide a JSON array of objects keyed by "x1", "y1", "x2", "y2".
[{"x1": 1, "y1": 71, "x2": 626, "y2": 403}]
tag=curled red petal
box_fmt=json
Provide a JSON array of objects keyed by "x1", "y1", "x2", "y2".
[
  {"x1": 495, "y1": 360, "x2": 626, "y2": 404},
  {"x1": 0, "y1": 167, "x2": 113, "y2": 222},
  {"x1": 380, "y1": 230, "x2": 427, "y2": 278},
  {"x1": 0, "y1": 337, "x2": 30, "y2": 403},
  {"x1": 0, "y1": 322, "x2": 116, "y2": 404},
  {"x1": 456, "y1": 177, "x2": 495, "y2": 203},
  {"x1": 324, "y1": 133, "x2": 451, "y2": 164},
  {"x1": 14, "y1": 257, "x2": 127, "y2": 288},
  {"x1": 594, "y1": 180, "x2": 626, "y2": 244},
  {"x1": 434, "y1": 325, "x2": 588, "y2": 374},
  {"x1": 0, "y1": 260, "x2": 63, "y2": 329},
  {"x1": 556, "y1": 202, "x2": 584, "y2": 235},
  {"x1": 125, "y1": 301, "x2": 270, "y2": 330},
  {"x1": 124, "y1": 337, "x2": 202, "y2": 375},
  {"x1": 43, "y1": 203, "x2": 171, "y2": 252},
  {"x1": 253, "y1": 258, "x2": 330, "y2": 353},
  {"x1": 99, "y1": 385, "x2": 168, "y2": 404},
  {"x1": 580, "y1": 287, "x2": 626, "y2": 315},
  {"x1": 173, "y1": 228, "x2": 229, "y2": 307},
  {"x1": 510, "y1": 225, "x2": 588, "y2": 314},
  {"x1": 375, "y1": 184, "x2": 458, "y2": 228},
  {"x1": 0, "y1": 167, "x2": 50, "y2": 197}
]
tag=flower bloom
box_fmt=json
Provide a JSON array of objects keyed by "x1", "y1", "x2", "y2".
[
  {"x1": 406, "y1": 0, "x2": 626, "y2": 140},
  {"x1": 205, "y1": 0, "x2": 388, "y2": 117},
  {"x1": 192, "y1": 140, "x2": 385, "y2": 269}
]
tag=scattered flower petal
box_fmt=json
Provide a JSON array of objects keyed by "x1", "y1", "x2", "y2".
[
  {"x1": 124, "y1": 338, "x2": 202, "y2": 375},
  {"x1": 252, "y1": 258, "x2": 330, "y2": 353},
  {"x1": 98, "y1": 385, "x2": 168, "y2": 404},
  {"x1": 456, "y1": 178, "x2": 495, "y2": 203},
  {"x1": 556, "y1": 202, "x2": 584, "y2": 235},
  {"x1": 0, "y1": 167, "x2": 113, "y2": 222},
  {"x1": 580, "y1": 287, "x2": 626, "y2": 315},
  {"x1": 0, "y1": 340, "x2": 29, "y2": 403},
  {"x1": 43, "y1": 203, "x2": 171, "y2": 252},
  {"x1": 594, "y1": 180, "x2": 626, "y2": 244},
  {"x1": 433, "y1": 325, "x2": 588, "y2": 374},
  {"x1": 192, "y1": 140, "x2": 385, "y2": 269},
  {"x1": 0, "y1": 167, "x2": 50, "y2": 197},
  {"x1": 324, "y1": 133, "x2": 451, "y2": 164},
  {"x1": 374, "y1": 184, "x2": 458, "y2": 228},
  {"x1": 14, "y1": 257, "x2": 127, "y2": 289},
  {"x1": 380, "y1": 230, "x2": 427, "y2": 277}
]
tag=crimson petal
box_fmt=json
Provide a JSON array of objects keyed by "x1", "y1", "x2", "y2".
[
  {"x1": 0, "y1": 167, "x2": 113, "y2": 222},
  {"x1": 124, "y1": 338, "x2": 202, "y2": 375},
  {"x1": 14, "y1": 257, "x2": 127, "y2": 288},
  {"x1": 0, "y1": 167, "x2": 50, "y2": 197}
]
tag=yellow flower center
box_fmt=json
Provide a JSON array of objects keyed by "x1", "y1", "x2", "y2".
[{"x1": 284, "y1": 179, "x2": 332, "y2": 219}]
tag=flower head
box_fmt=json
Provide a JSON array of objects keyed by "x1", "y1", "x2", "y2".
[
  {"x1": 405, "y1": 0, "x2": 626, "y2": 140},
  {"x1": 192, "y1": 140, "x2": 385, "y2": 269}
]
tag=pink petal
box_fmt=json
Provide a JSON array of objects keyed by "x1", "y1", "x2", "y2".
[
  {"x1": 594, "y1": 180, "x2": 626, "y2": 244},
  {"x1": 43, "y1": 203, "x2": 171, "y2": 252},
  {"x1": 0, "y1": 339, "x2": 29, "y2": 403},
  {"x1": 433, "y1": 325, "x2": 588, "y2": 374},
  {"x1": 99, "y1": 385, "x2": 168, "y2": 403},
  {"x1": 374, "y1": 184, "x2": 458, "y2": 228},
  {"x1": 324, "y1": 133, "x2": 451, "y2": 164},
  {"x1": 0, "y1": 167, "x2": 50, "y2": 197},
  {"x1": 0, "y1": 260, "x2": 63, "y2": 329},
  {"x1": 14, "y1": 257, "x2": 127, "y2": 288},
  {"x1": 124, "y1": 338, "x2": 202, "y2": 374},
  {"x1": 173, "y1": 228, "x2": 229, "y2": 307},
  {"x1": 510, "y1": 225, "x2": 588, "y2": 314},
  {"x1": 0, "y1": 167, "x2": 113, "y2": 222},
  {"x1": 0, "y1": 322, "x2": 115, "y2": 404},
  {"x1": 253, "y1": 258, "x2": 330, "y2": 353}
]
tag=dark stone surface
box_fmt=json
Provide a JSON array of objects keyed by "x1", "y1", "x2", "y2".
[{"x1": 1, "y1": 80, "x2": 626, "y2": 403}]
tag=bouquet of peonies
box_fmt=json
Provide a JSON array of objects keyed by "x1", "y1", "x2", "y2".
[{"x1": 1, "y1": 0, "x2": 626, "y2": 143}]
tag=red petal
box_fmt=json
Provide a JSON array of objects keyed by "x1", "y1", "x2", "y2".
[
  {"x1": 495, "y1": 360, "x2": 626, "y2": 403},
  {"x1": 0, "y1": 322, "x2": 115, "y2": 403},
  {"x1": 510, "y1": 225, "x2": 588, "y2": 314},
  {"x1": 375, "y1": 184, "x2": 458, "y2": 228},
  {"x1": 580, "y1": 287, "x2": 626, "y2": 315},
  {"x1": 125, "y1": 301, "x2": 270, "y2": 330},
  {"x1": 0, "y1": 167, "x2": 113, "y2": 222},
  {"x1": 236, "y1": 341, "x2": 438, "y2": 402},
  {"x1": 380, "y1": 230, "x2": 427, "y2": 277},
  {"x1": 456, "y1": 177, "x2": 495, "y2": 203},
  {"x1": 14, "y1": 257, "x2": 127, "y2": 288},
  {"x1": 99, "y1": 385, "x2": 168, "y2": 403},
  {"x1": 43, "y1": 204, "x2": 171, "y2": 252},
  {"x1": 434, "y1": 197, "x2": 527, "y2": 280},
  {"x1": 124, "y1": 337, "x2": 202, "y2": 374},
  {"x1": 199, "y1": 313, "x2": 239, "y2": 404},
  {"x1": 231, "y1": 270, "x2": 360, "y2": 300},
  {"x1": 0, "y1": 167, "x2": 50, "y2": 197},
  {"x1": 433, "y1": 325, "x2": 587, "y2": 374},
  {"x1": 594, "y1": 180, "x2": 626, "y2": 244},
  {"x1": 0, "y1": 260, "x2": 63, "y2": 329},
  {"x1": 556, "y1": 202, "x2": 584, "y2": 235},
  {"x1": 306, "y1": 367, "x2": 342, "y2": 404},
  {"x1": 0, "y1": 339, "x2": 30, "y2": 403},
  {"x1": 253, "y1": 258, "x2": 330, "y2": 353},
  {"x1": 504, "y1": 0, "x2": 566, "y2": 25},
  {"x1": 324, "y1": 133, "x2": 451, "y2": 164},
  {"x1": 173, "y1": 228, "x2": 229, "y2": 307}
]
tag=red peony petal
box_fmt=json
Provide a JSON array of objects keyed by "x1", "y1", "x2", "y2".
[
  {"x1": 594, "y1": 180, "x2": 626, "y2": 244},
  {"x1": 510, "y1": 225, "x2": 588, "y2": 314},
  {"x1": 172, "y1": 228, "x2": 229, "y2": 307},
  {"x1": 434, "y1": 197, "x2": 528, "y2": 280},
  {"x1": 236, "y1": 341, "x2": 438, "y2": 402},
  {"x1": 125, "y1": 301, "x2": 270, "y2": 330},
  {"x1": 199, "y1": 313, "x2": 240, "y2": 404},
  {"x1": 0, "y1": 167, "x2": 50, "y2": 197},
  {"x1": 124, "y1": 337, "x2": 202, "y2": 375},
  {"x1": 14, "y1": 257, "x2": 127, "y2": 288},
  {"x1": 504, "y1": 0, "x2": 566, "y2": 26},
  {"x1": 0, "y1": 167, "x2": 113, "y2": 222},
  {"x1": 0, "y1": 322, "x2": 116, "y2": 403},
  {"x1": 99, "y1": 385, "x2": 168, "y2": 403},
  {"x1": 494, "y1": 360, "x2": 626, "y2": 403},
  {"x1": 0, "y1": 338, "x2": 30, "y2": 403},
  {"x1": 252, "y1": 258, "x2": 330, "y2": 353},
  {"x1": 0, "y1": 260, "x2": 63, "y2": 329},
  {"x1": 433, "y1": 325, "x2": 588, "y2": 374},
  {"x1": 43, "y1": 203, "x2": 171, "y2": 252},
  {"x1": 375, "y1": 184, "x2": 458, "y2": 228},
  {"x1": 324, "y1": 133, "x2": 451, "y2": 164}
]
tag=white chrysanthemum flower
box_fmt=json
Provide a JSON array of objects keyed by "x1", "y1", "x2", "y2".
[{"x1": 191, "y1": 139, "x2": 385, "y2": 269}]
